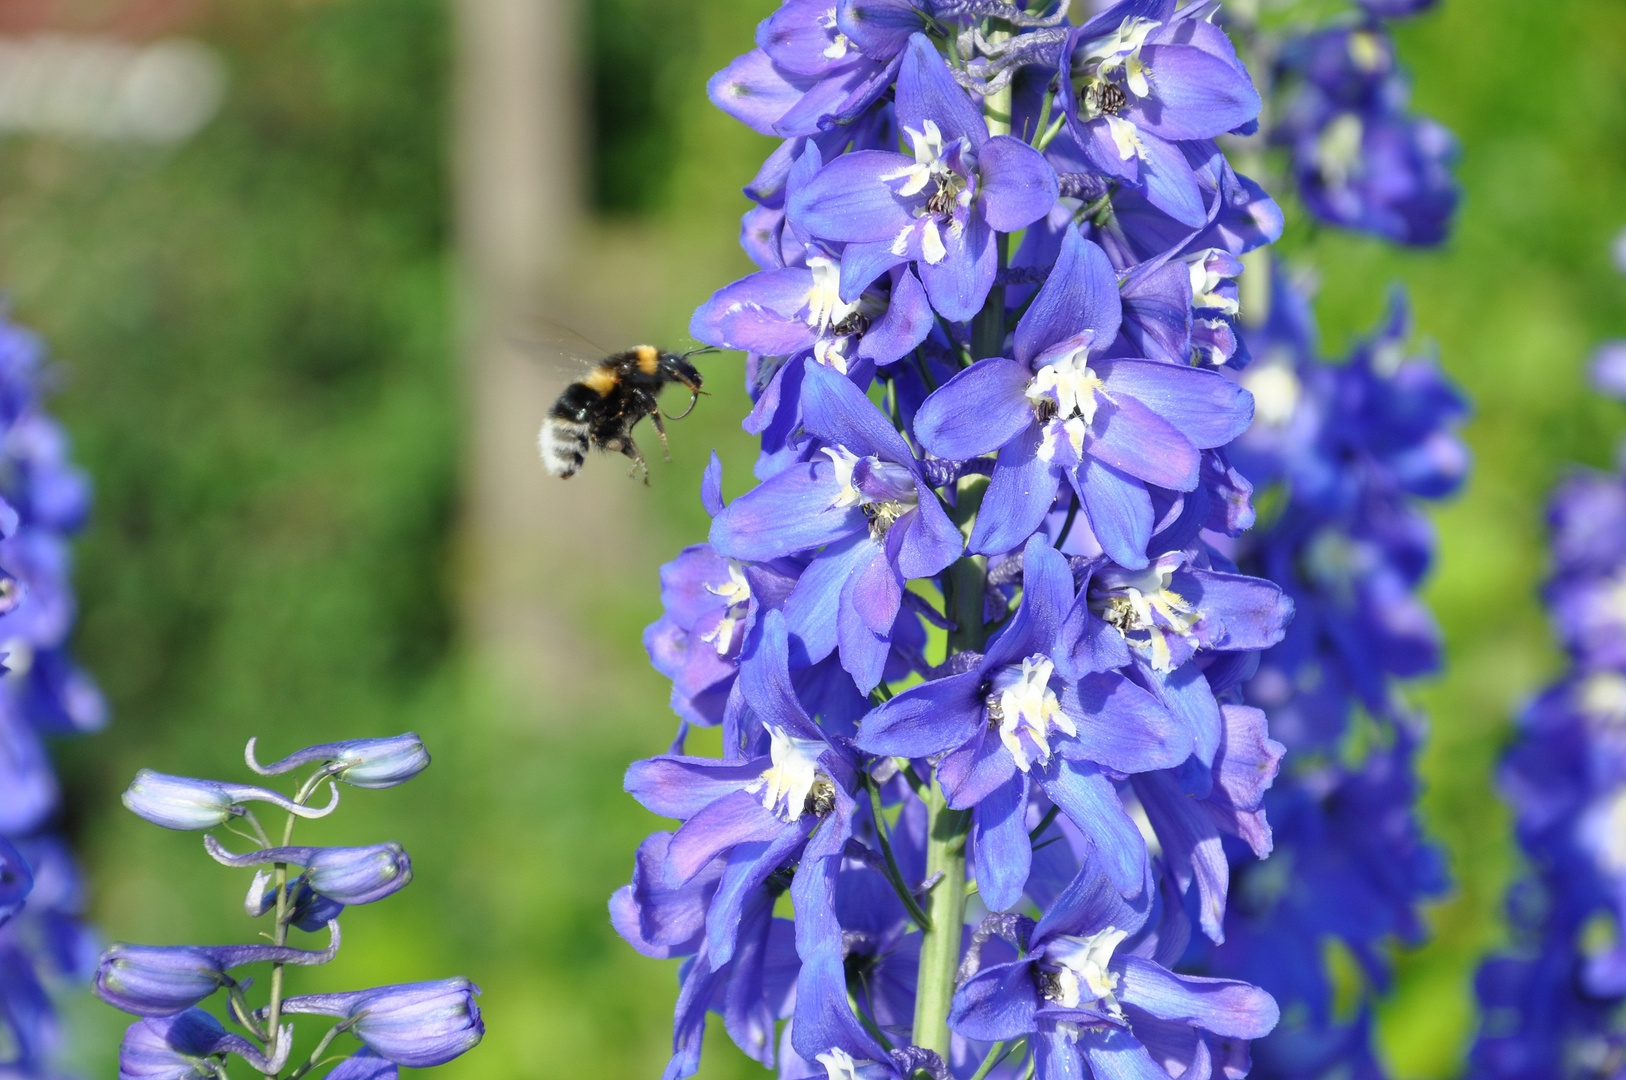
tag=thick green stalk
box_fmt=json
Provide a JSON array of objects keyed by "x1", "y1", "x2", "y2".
[{"x1": 912, "y1": 477, "x2": 987, "y2": 1057}]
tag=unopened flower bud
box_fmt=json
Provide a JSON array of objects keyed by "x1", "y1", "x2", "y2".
[
  {"x1": 206, "y1": 837, "x2": 412, "y2": 907},
  {"x1": 96, "y1": 924, "x2": 341, "y2": 1016},
  {"x1": 246, "y1": 733, "x2": 430, "y2": 789},
  {"x1": 119, "y1": 1009, "x2": 290, "y2": 1079},
  {"x1": 95, "y1": 945, "x2": 230, "y2": 1016},
  {"x1": 325, "y1": 1049, "x2": 397, "y2": 1080},
  {"x1": 280, "y1": 978, "x2": 483, "y2": 1067},
  {"x1": 122, "y1": 770, "x2": 339, "y2": 831}
]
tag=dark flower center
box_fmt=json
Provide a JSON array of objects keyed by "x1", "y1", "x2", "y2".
[
  {"x1": 1095, "y1": 82, "x2": 1127, "y2": 115},
  {"x1": 831, "y1": 311, "x2": 871, "y2": 337},
  {"x1": 804, "y1": 775, "x2": 838, "y2": 818},
  {"x1": 862, "y1": 500, "x2": 911, "y2": 541}
]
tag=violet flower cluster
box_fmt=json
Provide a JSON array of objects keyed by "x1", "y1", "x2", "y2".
[
  {"x1": 1467, "y1": 283, "x2": 1626, "y2": 1080},
  {"x1": 625, "y1": 3, "x2": 1303, "y2": 1078},
  {"x1": 1252, "y1": 0, "x2": 1458, "y2": 245},
  {"x1": 95, "y1": 734, "x2": 484, "y2": 1078},
  {"x1": 1185, "y1": 271, "x2": 1465, "y2": 1079},
  {"x1": 0, "y1": 310, "x2": 106, "y2": 1077}
]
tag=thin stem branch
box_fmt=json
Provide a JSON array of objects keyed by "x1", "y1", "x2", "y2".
[{"x1": 867, "y1": 777, "x2": 934, "y2": 931}]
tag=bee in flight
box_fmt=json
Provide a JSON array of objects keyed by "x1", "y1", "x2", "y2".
[{"x1": 538, "y1": 344, "x2": 708, "y2": 482}]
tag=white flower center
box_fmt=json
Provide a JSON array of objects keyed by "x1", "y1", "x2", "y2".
[
  {"x1": 1028, "y1": 346, "x2": 1104, "y2": 426},
  {"x1": 700, "y1": 560, "x2": 752, "y2": 657},
  {"x1": 1242, "y1": 359, "x2": 1302, "y2": 427},
  {"x1": 1185, "y1": 248, "x2": 1239, "y2": 316},
  {"x1": 1588, "y1": 788, "x2": 1626, "y2": 876},
  {"x1": 817, "y1": 1048, "x2": 860, "y2": 1080},
  {"x1": 987, "y1": 655, "x2": 1075, "y2": 772},
  {"x1": 1315, "y1": 113, "x2": 1365, "y2": 189},
  {"x1": 882, "y1": 119, "x2": 952, "y2": 199},
  {"x1": 1079, "y1": 17, "x2": 1157, "y2": 99},
  {"x1": 1347, "y1": 29, "x2": 1387, "y2": 73},
  {"x1": 805, "y1": 256, "x2": 861, "y2": 337},
  {"x1": 1091, "y1": 557, "x2": 1200, "y2": 672},
  {"x1": 1580, "y1": 672, "x2": 1626, "y2": 727},
  {"x1": 817, "y1": 9, "x2": 853, "y2": 60},
  {"x1": 823, "y1": 446, "x2": 866, "y2": 508},
  {"x1": 751, "y1": 727, "x2": 830, "y2": 822},
  {"x1": 1043, "y1": 926, "x2": 1129, "y2": 1011}
]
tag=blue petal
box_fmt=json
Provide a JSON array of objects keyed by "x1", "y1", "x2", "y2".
[
  {"x1": 840, "y1": 240, "x2": 911, "y2": 302},
  {"x1": 1014, "y1": 227, "x2": 1121, "y2": 366},
  {"x1": 984, "y1": 536, "x2": 1073, "y2": 668},
  {"x1": 837, "y1": 0, "x2": 923, "y2": 59},
  {"x1": 838, "y1": 543, "x2": 899, "y2": 691},
  {"x1": 800, "y1": 359, "x2": 917, "y2": 465},
  {"x1": 1076, "y1": 460, "x2": 1153, "y2": 570},
  {"x1": 1115, "y1": 956, "x2": 1280, "y2": 1038},
  {"x1": 857, "y1": 268, "x2": 934, "y2": 364},
  {"x1": 939, "y1": 726, "x2": 1020, "y2": 809},
  {"x1": 1132, "y1": 770, "x2": 1227, "y2": 943},
  {"x1": 708, "y1": 49, "x2": 814, "y2": 137},
  {"x1": 1134, "y1": 40, "x2": 1258, "y2": 142},
  {"x1": 978, "y1": 135, "x2": 1059, "y2": 232},
  {"x1": 971, "y1": 423, "x2": 1062, "y2": 555},
  {"x1": 895, "y1": 485, "x2": 964, "y2": 579},
  {"x1": 690, "y1": 267, "x2": 819, "y2": 355},
  {"x1": 624, "y1": 756, "x2": 765, "y2": 819},
  {"x1": 895, "y1": 33, "x2": 988, "y2": 147},
  {"x1": 1060, "y1": 673, "x2": 1191, "y2": 773},
  {"x1": 738, "y1": 611, "x2": 822, "y2": 740},
  {"x1": 789, "y1": 150, "x2": 920, "y2": 243},
  {"x1": 1087, "y1": 394, "x2": 1200, "y2": 491},
  {"x1": 1141, "y1": 661, "x2": 1222, "y2": 768},
  {"x1": 711, "y1": 457, "x2": 863, "y2": 561},
  {"x1": 948, "y1": 959, "x2": 1040, "y2": 1042},
  {"x1": 914, "y1": 358, "x2": 1034, "y2": 459},
  {"x1": 858, "y1": 669, "x2": 984, "y2": 757},
  {"x1": 701, "y1": 453, "x2": 725, "y2": 517},
  {"x1": 1060, "y1": 607, "x2": 1133, "y2": 678},
  {"x1": 1095, "y1": 359, "x2": 1254, "y2": 449},
  {"x1": 918, "y1": 209, "x2": 996, "y2": 322},
  {"x1": 973, "y1": 773, "x2": 1032, "y2": 911},
  {"x1": 1032, "y1": 841, "x2": 1152, "y2": 942},
  {"x1": 1076, "y1": 1026, "x2": 1169, "y2": 1080},
  {"x1": 1039, "y1": 760, "x2": 1146, "y2": 896},
  {"x1": 784, "y1": 533, "x2": 877, "y2": 664},
  {"x1": 1136, "y1": 129, "x2": 1207, "y2": 229},
  {"x1": 664, "y1": 789, "x2": 787, "y2": 888}
]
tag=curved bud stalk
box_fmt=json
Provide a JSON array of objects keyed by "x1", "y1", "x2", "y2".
[{"x1": 94, "y1": 734, "x2": 481, "y2": 1076}]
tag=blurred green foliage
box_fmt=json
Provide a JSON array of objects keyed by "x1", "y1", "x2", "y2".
[{"x1": 7, "y1": 0, "x2": 1626, "y2": 1076}]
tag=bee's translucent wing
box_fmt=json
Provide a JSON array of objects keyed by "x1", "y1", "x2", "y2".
[{"x1": 505, "y1": 318, "x2": 612, "y2": 377}]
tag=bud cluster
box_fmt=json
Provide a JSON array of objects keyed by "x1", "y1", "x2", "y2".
[{"x1": 95, "y1": 733, "x2": 484, "y2": 1079}]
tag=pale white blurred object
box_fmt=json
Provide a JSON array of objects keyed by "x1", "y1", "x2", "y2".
[
  {"x1": 1613, "y1": 227, "x2": 1626, "y2": 276},
  {"x1": 0, "y1": 35, "x2": 224, "y2": 143}
]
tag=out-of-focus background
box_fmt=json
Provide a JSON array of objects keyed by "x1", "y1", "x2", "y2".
[{"x1": 10, "y1": 0, "x2": 1624, "y2": 1075}]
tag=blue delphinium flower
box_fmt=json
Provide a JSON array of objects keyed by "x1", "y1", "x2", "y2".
[
  {"x1": 619, "y1": 1, "x2": 1308, "y2": 1077},
  {"x1": 0, "y1": 308, "x2": 105, "y2": 1078},
  {"x1": 1178, "y1": 268, "x2": 1463, "y2": 1079},
  {"x1": 96, "y1": 735, "x2": 482, "y2": 1078},
  {"x1": 1466, "y1": 340, "x2": 1626, "y2": 1079}
]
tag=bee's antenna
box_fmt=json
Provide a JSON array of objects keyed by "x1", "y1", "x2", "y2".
[{"x1": 681, "y1": 346, "x2": 719, "y2": 360}]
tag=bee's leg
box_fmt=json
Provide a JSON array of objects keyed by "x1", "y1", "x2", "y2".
[
  {"x1": 649, "y1": 410, "x2": 673, "y2": 462},
  {"x1": 620, "y1": 438, "x2": 650, "y2": 485}
]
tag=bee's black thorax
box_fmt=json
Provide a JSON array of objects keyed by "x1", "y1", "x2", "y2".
[{"x1": 539, "y1": 344, "x2": 706, "y2": 482}]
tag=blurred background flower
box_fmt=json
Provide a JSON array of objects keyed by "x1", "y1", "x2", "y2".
[{"x1": 0, "y1": 0, "x2": 1622, "y2": 1076}]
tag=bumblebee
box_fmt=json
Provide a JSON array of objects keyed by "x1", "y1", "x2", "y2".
[{"x1": 538, "y1": 345, "x2": 706, "y2": 482}]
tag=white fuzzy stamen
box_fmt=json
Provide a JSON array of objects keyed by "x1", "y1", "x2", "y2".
[
  {"x1": 823, "y1": 446, "x2": 865, "y2": 508},
  {"x1": 1028, "y1": 346, "x2": 1106, "y2": 426},
  {"x1": 1044, "y1": 926, "x2": 1129, "y2": 1011},
  {"x1": 990, "y1": 655, "x2": 1076, "y2": 772},
  {"x1": 751, "y1": 727, "x2": 827, "y2": 822}
]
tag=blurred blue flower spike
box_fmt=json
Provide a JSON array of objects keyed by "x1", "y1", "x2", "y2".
[
  {"x1": 0, "y1": 836, "x2": 31, "y2": 927},
  {"x1": 98, "y1": 735, "x2": 481, "y2": 1078}
]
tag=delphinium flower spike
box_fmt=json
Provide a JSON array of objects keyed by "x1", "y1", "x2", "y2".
[
  {"x1": 0, "y1": 307, "x2": 108, "y2": 1077},
  {"x1": 619, "y1": 1, "x2": 1309, "y2": 1077},
  {"x1": 1467, "y1": 241, "x2": 1626, "y2": 1080},
  {"x1": 94, "y1": 734, "x2": 483, "y2": 1078}
]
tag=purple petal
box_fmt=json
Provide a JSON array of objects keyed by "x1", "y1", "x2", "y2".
[
  {"x1": 836, "y1": 0, "x2": 921, "y2": 59},
  {"x1": 914, "y1": 358, "x2": 1034, "y2": 459},
  {"x1": 978, "y1": 135, "x2": 1059, "y2": 232},
  {"x1": 1181, "y1": 569, "x2": 1291, "y2": 651},
  {"x1": 1095, "y1": 359, "x2": 1254, "y2": 449},
  {"x1": 1077, "y1": 460, "x2": 1153, "y2": 570},
  {"x1": 896, "y1": 33, "x2": 988, "y2": 147},
  {"x1": 800, "y1": 359, "x2": 916, "y2": 465},
  {"x1": 838, "y1": 546, "x2": 899, "y2": 691},
  {"x1": 1062, "y1": 673, "x2": 1191, "y2": 773},
  {"x1": 1143, "y1": 662, "x2": 1221, "y2": 767},
  {"x1": 1204, "y1": 704, "x2": 1283, "y2": 858},
  {"x1": 690, "y1": 268, "x2": 819, "y2": 355},
  {"x1": 971, "y1": 424, "x2": 1062, "y2": 555},
  {"x1": 840, "y1": 240, "x2": 911, "y2": 301},
  {"x1": 1136, "y1": 129, "x2": 1208, "y2": 229},
  {"x1": 1040, "y1": 760, "x2": 1146, "y2": 895},
  {"x1": 708, "y1": 49, "x2": 813, "y2": 136},
  {"x1": 858, "y1": 669, "x2": 984, "y2": 757},
  {"x1": 1061, "y1": 606, "x2": 1134, "y2": 677},
  {"x1": 948, "y1": 959, "x2": 1040, "y2": 1041},
  {"x1": 624, "y1": 756, "x2": 765, "y2": 819},
  {"x1": 1035, "y1": 1026, "x2": 1087, "y2": 1080},
  {"x1": 1132, "y1": 771, "x2": 1227, "y2": 943},
  {"x1": 940, "y1": 727, "x2": 1020, "y2": 809},
  {"x1": 1033, "y1": 842, "x2": 1152, "y2": 942},
  {"x1": 857, "y1": 268, "x2": 934, "y2": 364},
  {"x1": 784, "y1": 533, "x2": 877, "y2": 664},
  {"x1": 918, "y1": 210, "x2": 996, "y2": 322},
  {"x1": 1077, "y1": 1026, "x2": 1170, "y2": 1080},
  {"x1": 664, "y1": 789, "x2": 786, "y2": 887},
  {"x1": 1015, "y1": 227, "x2": 1121, "y2": 366},
  {"x1": 789, "y1": 151, "x2": 919, "y2": 243},
  {"x1": 711, "y1": 458, "x2": 863, "y2": 561},
  {"x1": 1116, "y1": 956, "x2": 1280, "y2": 1038},
  {"x1": 895, "y1": 487, "x2": 964, "y2": 579},
  {"x1": 739, "y1": 611, "x2": 821, "y2": 739},
  {"x1": 973, "y1": 774, "x2": 1032, "y2": 911},
  {"x1": 1133, "y1": 44, "x2": 1259, "y2": 142},
  {"x1": 1087, "y1": 394, "x2": 1201, "y2": 491}
]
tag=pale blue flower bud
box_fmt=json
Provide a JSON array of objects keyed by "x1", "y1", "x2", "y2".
[
  {"x1": 95, "y1": 923, "x2": 341, "y2": 1016},
  {"x1": 279, "y1": 978, "x2": 483, "y2": 1067},
  {"x1": 122, "y1": 770, "x2": 339, "y2": 831},
  {"x1": 246, "y1": 733, "x2": 430, "y2": 789},
  {"x1": 205, "y1": 836, "x2": 412, "y2": 906},
  {"x1": 119, "y1": 1009, "x2": 290, "y2": 1079}
]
